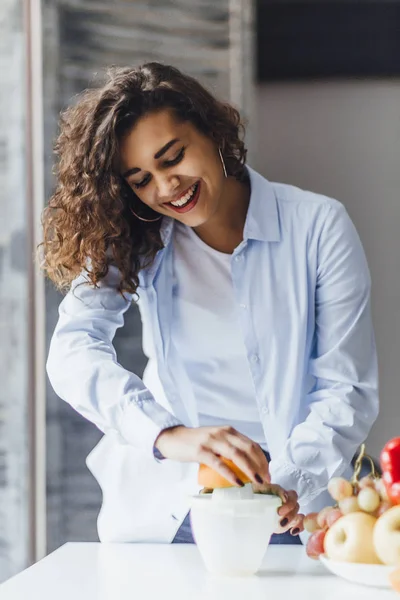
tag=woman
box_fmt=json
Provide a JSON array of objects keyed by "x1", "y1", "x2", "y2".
[{"x1": 42, "y1": 62, "x2": 379, "y2": 545}]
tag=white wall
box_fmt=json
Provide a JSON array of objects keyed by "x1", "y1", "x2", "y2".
[{"x1": 255, "y1": 80, "x2": 400, "y2": 460}]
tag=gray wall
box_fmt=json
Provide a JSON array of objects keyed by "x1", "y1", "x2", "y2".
[
  {"x1": 43, "y1": 0, "x2": 239, "y2": 553},
  {"x1": 255, "y1": 80, "x2": 400, "y2": 460},
  {"x1": 0, "y1": 0, "x2": 30, "y2": 583}
]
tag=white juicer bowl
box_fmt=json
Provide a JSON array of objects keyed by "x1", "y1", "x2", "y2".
[{"x1": 190, "y1": 485, "x2": 282, "y2": 576}]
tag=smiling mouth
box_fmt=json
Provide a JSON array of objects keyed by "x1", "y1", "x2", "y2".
[{"x1": 164, "y1": 181, "x2": 201, "y2": 213}]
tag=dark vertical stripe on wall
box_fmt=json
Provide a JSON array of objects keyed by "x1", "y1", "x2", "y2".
[{"x1": 24, "y1": 0, "x2": 36, "y2": 569}]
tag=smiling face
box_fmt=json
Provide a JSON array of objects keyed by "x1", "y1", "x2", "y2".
[{"x1": 119, "y1": 109, "x2": 227, "y2": 227}]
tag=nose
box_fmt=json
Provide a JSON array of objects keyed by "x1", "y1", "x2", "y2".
[{"x1": 154, "y1": 173, "x2": 180, "y2": 201}]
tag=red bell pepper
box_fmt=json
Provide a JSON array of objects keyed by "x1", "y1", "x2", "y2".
[{"x1": 380, "y1": 437, "x2": 400, "y2": 505}]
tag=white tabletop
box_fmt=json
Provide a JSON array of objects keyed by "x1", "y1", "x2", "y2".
[{"x1": 0, "y1": 543, "x2": 395, "y2": 600}]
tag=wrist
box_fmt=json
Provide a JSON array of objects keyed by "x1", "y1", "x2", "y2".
[{"x1": 154, "y1": 425, "x2": 185, "y2": 457}]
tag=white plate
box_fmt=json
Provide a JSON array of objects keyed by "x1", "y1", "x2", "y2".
[{"x1": 319, "y1": 555, "x2": 397, "y2": 588}]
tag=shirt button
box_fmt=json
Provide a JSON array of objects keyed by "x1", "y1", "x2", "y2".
[
  {"x1": 262, "y1": 406, "x2": 269, "y2": 415},
  {"x1": 235, "y1": 255, "x2": 242, "y2": 262},
  {"x1": 251, "y1": 354, "x2": 259, "y2": 363},
  {"x1": 239, "y1": 303, "x2": 247, "y2": 309}
]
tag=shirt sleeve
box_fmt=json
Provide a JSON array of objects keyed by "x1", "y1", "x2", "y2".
[
  {"x1": 46, "y1": 265, "x2": 183, "y2": 460},
  {"x1": 269, "y1": 201, "x2": 379, "y2": 505}
]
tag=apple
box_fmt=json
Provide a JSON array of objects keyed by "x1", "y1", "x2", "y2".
[
  {"x1": 324, "y1": 512, "x2": 381, "y2": 564},
  {"x1": 373, "y1": 505, "x2": 400, "y2": 565}
]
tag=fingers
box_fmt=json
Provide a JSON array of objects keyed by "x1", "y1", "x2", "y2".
[
  {"x1": 232, "y1": 434, "x2": 271, "y2": 484},
  {"x1": 275, "y1": 490, "x2": 301, "y2": 533},
  {"x1": 253, "y1": 482, "x2": 288, "y2": 502},
  {"x1": 211, "y1": 442, "x2": 263, "y2": 485},
  {"x1": 289, "y1": 513, "x2": 305, "y2": 536},
  {"x1": 196, "y1": 426, "x2": 270, "y2": 486},
  {"x1": 197, "y1": 447, "x2": 245, "y2": 487},
  {"x1": 278, "y1": 489, "x2": 298, "y2": 517},
  {"x1": 220, "y1": 428, "x2": 271, "y2": 484}
]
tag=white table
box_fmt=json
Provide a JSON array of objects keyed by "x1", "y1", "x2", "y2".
[{"x1": 0, "y1": 543, "x2": 395, "y2": 599}]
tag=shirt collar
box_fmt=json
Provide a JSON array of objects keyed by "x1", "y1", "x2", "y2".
[
  {"x1": 160, "y1": 217, "x2": 174, "y2": 246},
  {"x1": 243, "y1": 166, "x2": 281, "y2": 242},
  {"x1": 159, "y1": 165, "x2": 280, "y2": 246}
]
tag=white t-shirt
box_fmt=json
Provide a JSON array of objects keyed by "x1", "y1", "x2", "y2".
[{"x1": 172, "y1": 221, "x2": 268, "y2": 451}]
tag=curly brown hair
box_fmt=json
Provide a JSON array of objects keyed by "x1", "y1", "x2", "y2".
[{"x1": 40, "y1": 62, "x2": 247, "y2": 295}]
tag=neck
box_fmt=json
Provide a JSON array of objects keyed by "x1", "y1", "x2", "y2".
[{"x1": 193, "y1": 175, "x2": 250, "y2": 254}]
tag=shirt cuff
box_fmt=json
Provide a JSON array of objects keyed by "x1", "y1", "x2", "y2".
[
  {"x1": 118, "y1": 391, "x2": 183, "y2": 461},
  {"x1": 269, "y1": 459, "x2": 327, "y2": 506},
  {"x1": 153, "y1": 446, "x2": 166, "y2": 461}
]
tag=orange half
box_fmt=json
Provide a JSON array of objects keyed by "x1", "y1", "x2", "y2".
[{"x1": 198, "y1": 459, "x2": 251, "y2": 489}]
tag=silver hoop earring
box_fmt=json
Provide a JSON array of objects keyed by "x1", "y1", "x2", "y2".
[
  {"x1": 218, "y1": 147, "x2": 228, "y2": 178},
  {"x1": 129, "y1": 206, "x2": 162, "y2": 223}
]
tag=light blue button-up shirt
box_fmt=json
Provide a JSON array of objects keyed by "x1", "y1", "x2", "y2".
[{"x1": 47, "y1": 167, "x2": 379, "y2": 510}]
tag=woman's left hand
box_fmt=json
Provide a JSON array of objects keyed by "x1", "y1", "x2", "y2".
[
  {"x1": 275, "y1": 488, "x2": 304, "y2": 535},
  {"x1": 254, "y1": 481, "x2": 304, "y2": 535}
]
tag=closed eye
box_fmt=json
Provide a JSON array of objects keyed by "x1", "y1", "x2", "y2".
[
  {"x1": 163, "y1": 146, "x2": 185, "y2": 167},
  {"x1": 133, "y1": 174, "x2": 151, "y2": 189},
  {"x1": 132, "y1": 146, "x2": 186, "y2": 189}
]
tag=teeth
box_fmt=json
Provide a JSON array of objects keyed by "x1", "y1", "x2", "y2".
[{"x1": 170, "y1": 183, "x2": 198, "y2": 207}]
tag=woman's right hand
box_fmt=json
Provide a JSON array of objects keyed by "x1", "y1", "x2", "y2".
[{"x1": 154, "y1": 425, "x2": 271, "y2": 487}]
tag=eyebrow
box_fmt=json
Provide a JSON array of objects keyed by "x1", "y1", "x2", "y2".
[{"x1": 121, "y1": 138, "x2": 180, "y2": 178}]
